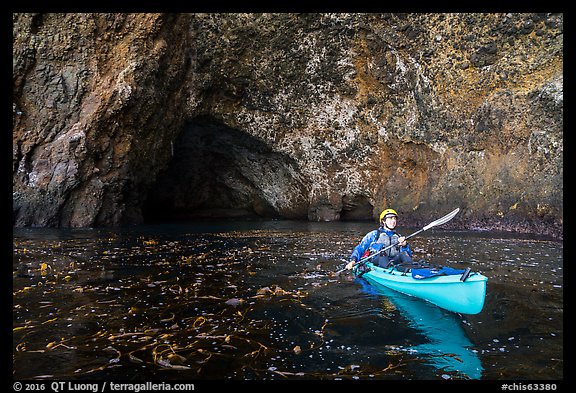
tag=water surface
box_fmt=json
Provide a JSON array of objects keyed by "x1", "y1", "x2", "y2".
[{"x1": 13, "y1": 220, "x2": 563, "y2": 380}]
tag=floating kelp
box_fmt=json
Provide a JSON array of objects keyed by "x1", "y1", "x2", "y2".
[{"x1": 13, "y1": 224, "x2": 563, "y2": 380}]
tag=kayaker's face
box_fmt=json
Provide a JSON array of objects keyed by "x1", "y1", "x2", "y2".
[{"x1": 383, "y1": 216, "x2": 397, "y2": 230}]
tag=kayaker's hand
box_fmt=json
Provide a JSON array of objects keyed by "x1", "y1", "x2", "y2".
[
  {"x1": 398, "y1": 236, "x2": 407, "y2": 247},
  {"x1": 345, "y1": 260, "x2": 356, "y2": 270}
]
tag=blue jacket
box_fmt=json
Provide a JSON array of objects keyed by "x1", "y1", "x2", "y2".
[{"x1": 350, "y1": 227, "x2": 412, "y2": 262}]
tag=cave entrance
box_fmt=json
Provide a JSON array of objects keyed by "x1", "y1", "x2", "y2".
[
  {"x1": 340, "y1": 195, "x2": 374, "y2": 221},
  {"x1": 142, "y1": 116, "x2": 308, "y2": 222}
]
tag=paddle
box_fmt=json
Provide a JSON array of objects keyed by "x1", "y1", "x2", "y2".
[{"x1": 336, "y1": 208, "x2": 460, "y2": 275}]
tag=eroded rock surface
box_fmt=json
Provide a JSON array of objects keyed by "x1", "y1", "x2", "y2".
[{"x1": 13, "y1": 13, "x2": 563, "y2": 238}]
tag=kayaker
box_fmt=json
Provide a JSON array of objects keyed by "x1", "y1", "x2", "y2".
[{"x1": 345, "y1": 208, "x2": 413, "y2": 270}]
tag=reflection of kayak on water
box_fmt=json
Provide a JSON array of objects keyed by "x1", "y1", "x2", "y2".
[{"x1": 356, "y1": 277, "x2": 483, "y2": 380}]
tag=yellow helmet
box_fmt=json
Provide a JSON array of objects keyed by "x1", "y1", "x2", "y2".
[{"x1": 379, "y1": 208, "x2": 398, "y2": 222}]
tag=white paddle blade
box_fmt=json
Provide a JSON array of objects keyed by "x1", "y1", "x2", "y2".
[{"x1": 422, "y1": 208, "x2": 460, "y2": 231}]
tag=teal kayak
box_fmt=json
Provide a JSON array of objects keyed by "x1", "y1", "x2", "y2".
[{"x1": 355, "y1": 262, "x2": 488, "y2": 315}]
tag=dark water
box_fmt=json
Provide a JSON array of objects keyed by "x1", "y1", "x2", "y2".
[{"x1": 13, "y1": 220, "x2": 563, "y2": 381}]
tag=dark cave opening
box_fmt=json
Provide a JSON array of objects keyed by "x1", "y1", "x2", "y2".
[
  {"x1": 142, "y1": 116, "x2": 378, "y2": 223},
  {"x1": 142, "y1": 116, "x2": 309, "y2": 222},
  {"x1": 340, "y1": 194, "x2": 374, "y2": 221}
]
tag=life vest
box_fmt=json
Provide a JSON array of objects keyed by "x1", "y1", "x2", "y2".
[{"x1": 373, "y1": 228, "x2": 401, "y2": 257}]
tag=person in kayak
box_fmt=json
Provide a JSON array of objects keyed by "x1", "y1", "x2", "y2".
[{"x1": 345, "y1": 208, "x2": 413, "y2": 270}]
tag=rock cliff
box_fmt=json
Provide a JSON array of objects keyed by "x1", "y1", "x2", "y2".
[{"x1": 13, "y1": 13, "x2": 563, "y2": 238}]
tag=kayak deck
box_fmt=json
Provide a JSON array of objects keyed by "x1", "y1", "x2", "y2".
[{"x1": 357, "y1": 262, "x2": 488, "y2": 314}]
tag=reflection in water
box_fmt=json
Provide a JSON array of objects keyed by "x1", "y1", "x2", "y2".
[{"x1": 356, "y1": 277, "x2": 483, "y2": 379}]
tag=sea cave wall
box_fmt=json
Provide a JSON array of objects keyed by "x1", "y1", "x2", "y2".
[{"x1": 12, "y1": 13, "x2": 563, "y2": 237}]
